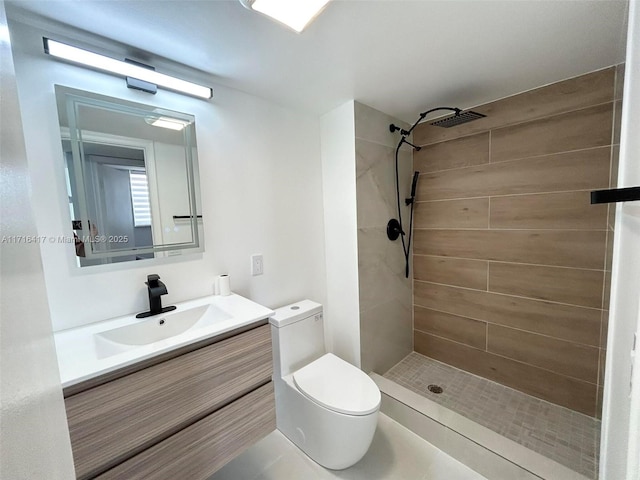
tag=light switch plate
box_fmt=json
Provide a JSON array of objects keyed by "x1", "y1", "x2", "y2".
[{"x1": 251, "y1": 254, "x2": 264, "y2": 276}]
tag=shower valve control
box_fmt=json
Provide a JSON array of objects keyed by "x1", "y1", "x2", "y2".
[{"x1": 251, "y1": 254, "x2": 264, "y2": 276}]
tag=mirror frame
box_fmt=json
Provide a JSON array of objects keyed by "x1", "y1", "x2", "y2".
[{"x1": 58, "y1": 87, "x2": 202, "y2": 263}]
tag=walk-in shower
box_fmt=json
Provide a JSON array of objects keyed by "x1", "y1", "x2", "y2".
[
  {"x1": 386, "y1": 107, "x2": 486, "y2": 278},
  {"x1": 372, "y1": 66, "x2": 620, "y2": 479}
]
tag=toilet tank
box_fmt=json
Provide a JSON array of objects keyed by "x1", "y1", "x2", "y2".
[{"x1": 270, "y1": 300, "x2": 324, "y2": 378}]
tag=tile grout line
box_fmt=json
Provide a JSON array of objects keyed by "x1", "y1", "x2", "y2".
[
  {"x1": 486, "y1": 260, "x2": 490, "y2": 292},
  {"x1": 413, "y1": 227, "x2": 608, "y2": 232},
  {"x1": 414, "y1": 278, "x2": 606, "y2": 311},
  {"x1": 415, "y1": 188, "x2": 603, "y2": 203},
  {"x1": 488, "y1": 128, "x2": 492, "y2": 163},
  {"x1": 416, "y1": 187, "x2": 611, "y2": 204},
  {"x1": 413, "y1": 253, "x2": 607, "y2": 272},
  {"x1": 485, "y1": 320, "x2": 489, "y2": 352}
]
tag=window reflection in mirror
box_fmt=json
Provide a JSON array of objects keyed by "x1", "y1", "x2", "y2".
[{"x1": 55, "y1": 86, "x2": 203, "y2": 267}]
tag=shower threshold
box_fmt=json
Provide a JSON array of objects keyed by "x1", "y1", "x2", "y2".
[{"x1": 375, "y1": 352, "x2": 599, "y2": 480}]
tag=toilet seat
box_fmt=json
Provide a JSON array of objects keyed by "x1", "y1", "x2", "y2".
[{"x1": 293, "y1": 353, "x2": 381, "y2": 416}]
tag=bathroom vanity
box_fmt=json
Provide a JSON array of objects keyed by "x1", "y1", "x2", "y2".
[{"x1": 55, "y1": 294, "x2": 275, "y2": 479}]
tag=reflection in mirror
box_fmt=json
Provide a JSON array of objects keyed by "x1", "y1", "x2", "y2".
[{"x1": 55, "y1": 86, "x2": 203, "y2": 267}]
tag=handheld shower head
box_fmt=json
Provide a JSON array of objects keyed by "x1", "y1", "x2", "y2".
[
  {"x1": 410, "y1": 171, "x2": 420, "y2": 198},
  {"x1": 405, "y1": 171, "x2": 420, "y2": 205}
]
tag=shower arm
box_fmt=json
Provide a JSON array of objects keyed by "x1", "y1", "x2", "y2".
[
  {"x1": 398, "y1": 137, "x2": 422, "y2": 151},
  {"x1": 407, "y1": 107, "x2": 461, "y2": 136}
]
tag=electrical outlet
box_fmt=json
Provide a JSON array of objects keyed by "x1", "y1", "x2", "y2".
[{"x1": 251, "y1": 254, "x2": 264, "y2": 276}]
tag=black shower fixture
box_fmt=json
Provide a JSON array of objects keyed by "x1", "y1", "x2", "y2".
[
  {"x1": 388, "y1": 105, "x2": 486, "y2": 278},
  {"x1": 386, "y1": 219, "x2": 404, "y2": 241},
  {"x1": 430, "y1": 110, "x2": 486, "y2": 128},
  {"x1": 389, "y1": 123, "x2": 409, "y2": 135},
  {"x1": 406, "y1": 172, "x2": 420, "y2": 206},
  {"x1": 389, "y1": 107, "x2": 485, "y2": 139}
]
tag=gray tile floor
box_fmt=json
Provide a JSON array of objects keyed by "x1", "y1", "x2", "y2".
[
  {"x1": 384, "y1": 352, "x2": 601, "y2": 479},
  {"x1": 209, "y1": 414, "x2": 487, "y2": 480}
]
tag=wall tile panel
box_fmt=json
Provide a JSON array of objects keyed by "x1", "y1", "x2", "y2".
[
  {"x1": 487, "y1": 324, "x2": 600, "y2": 383},
  {"x1": 414, "y1": 306, "x2": 487, "y2": 349},
  {"x1": 413, "y1": 132, "x2": 489, "y2": 172},
  {"x1": 414, "y1": 229, "x2": 606, "y2": 269},
  {"x1": 356, "y1": 103, "x2": 413, "y2": 374},
  {"x1": 416, "y1": 147, "x2": 611, "y2": 202},
  {"x1": 490, "y1": 103, "x2": 613, "y2": 163},
  {"x1": 488, "y1": 262, "x2": 604, "y2": 308},
  {"x1": 414, "y1": 281, "x2": 602, "y2": 347},
  {"x1": 414, "y1": 198, "x2": 489, "y2": 229},
  {"x1": 413, "y1": 255, "x2": 488, "y2": 290},
  {"x1": 489, "y1": 191, "x2": 608, "y2": 230}
]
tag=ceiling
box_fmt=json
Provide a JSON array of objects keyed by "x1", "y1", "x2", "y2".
[{"x1": 6, "y1": 0, "x2": 628, "y2": 122}]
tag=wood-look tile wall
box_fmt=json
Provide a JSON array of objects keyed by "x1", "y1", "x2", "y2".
[{"x1": 412, "y1": 67, "x2": 622, "y2": 417}]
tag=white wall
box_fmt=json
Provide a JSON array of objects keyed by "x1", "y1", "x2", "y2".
[
  {"x1": 320, "y1": 101, "x2": 360, "y2": 366},
  {"x1": 600, "y1": 1, "x2": 640, "y2": 479},
  {"x1": 7, "y1": 18, "x2": 327, "y2": 331},
  {"x1": 0, "y1": 2, "x2": 75, "y2": 477}
]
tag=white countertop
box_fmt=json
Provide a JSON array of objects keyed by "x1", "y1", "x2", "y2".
[{"x1": 54, "y1": 294, "x2": 275, "y2": 388}]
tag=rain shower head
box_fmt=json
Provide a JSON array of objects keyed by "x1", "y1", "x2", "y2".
[
  {"x1": 430, "y1": 110, "x2": 486, "y2": 128},
  {"x1": 391, "y1": 107, "x2": 486, "y2": 140}
]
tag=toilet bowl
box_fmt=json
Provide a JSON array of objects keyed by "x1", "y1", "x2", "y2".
[{"x1": 270, "y1": 301, "x2": 381, "y2": 470}]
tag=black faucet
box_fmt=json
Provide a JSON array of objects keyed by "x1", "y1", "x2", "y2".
[{"x1": 136, "y1": 274, "x2": 177, "y2": 319}]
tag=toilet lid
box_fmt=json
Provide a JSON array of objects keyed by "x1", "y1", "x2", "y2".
[{"x1": 293, "y1": 353, "x2": 381, "y2": 416}]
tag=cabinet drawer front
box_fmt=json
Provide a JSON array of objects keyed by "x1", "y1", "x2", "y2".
[
  {"x1": 66, "y1": 324, "x2": 272, "y2": 479},
  {"x1": 97, "y1": 382, "x2": 275, "y2": 480}
]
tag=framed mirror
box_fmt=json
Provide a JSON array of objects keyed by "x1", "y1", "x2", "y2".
[{"x1": 55, "y1": 86, "x2": 203, "y2": 267}]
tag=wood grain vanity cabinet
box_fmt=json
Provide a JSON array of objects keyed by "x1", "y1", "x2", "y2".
[{"x1": 63, "y1": 321, "x2": 275, "y2": 480}]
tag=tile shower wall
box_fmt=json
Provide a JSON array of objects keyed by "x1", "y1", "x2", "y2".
[
  {"x1": 598, "y1": 63, "x2": 624, "y2": 419},
  {"x1": 355, "y1": 102, "x2": 413, "y2": 375},
  {"x1": 411, "y1": 67, "x2": 622, "y2": 417}
]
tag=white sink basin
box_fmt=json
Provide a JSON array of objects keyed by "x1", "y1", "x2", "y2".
[
  {"x1": 94, "y1": 304, "x2": 232, "y2": 358},
  {"x1": 54, "y1": 294, "x2": 275, "y2": 388}
]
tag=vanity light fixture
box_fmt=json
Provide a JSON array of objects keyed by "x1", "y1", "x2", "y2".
[
  {"x1": 43, "y1": 38, "x2": 213, "y2": 99},
  {"x1": 239, "y1": 0, "x2": 332, "y2": 33}
]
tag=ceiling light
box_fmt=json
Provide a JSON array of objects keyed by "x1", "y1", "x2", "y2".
[
  {"x1": 144, "y1": 116, "x2": 191, "y2": 130},
  {"x1": 239, "y1": 0, "x2": 331, "y2": 33},
  {"x1": 43, "y1": 38, "x2": 213, "y2": 99}
]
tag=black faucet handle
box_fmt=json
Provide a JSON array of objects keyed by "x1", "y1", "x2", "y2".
[
  {"x1": 136, "y1": 274, "x2": 175, "y2": 318},
  {"x1": 146, "y1": 274, "x2": 161, "y2": 287}
]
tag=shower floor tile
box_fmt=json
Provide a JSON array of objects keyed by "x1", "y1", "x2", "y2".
[{"x1": 384, "y1": 352, "x2": 600, "y2": 479}]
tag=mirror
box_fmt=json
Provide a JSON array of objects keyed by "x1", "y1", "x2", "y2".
[{"x1": 55, "y1": 86, "x2": 203, "y2": 267}]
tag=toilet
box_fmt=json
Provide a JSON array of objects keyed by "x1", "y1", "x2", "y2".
[{"x1": 269, "y1": 300, "x2": 381, "y2": 470}]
